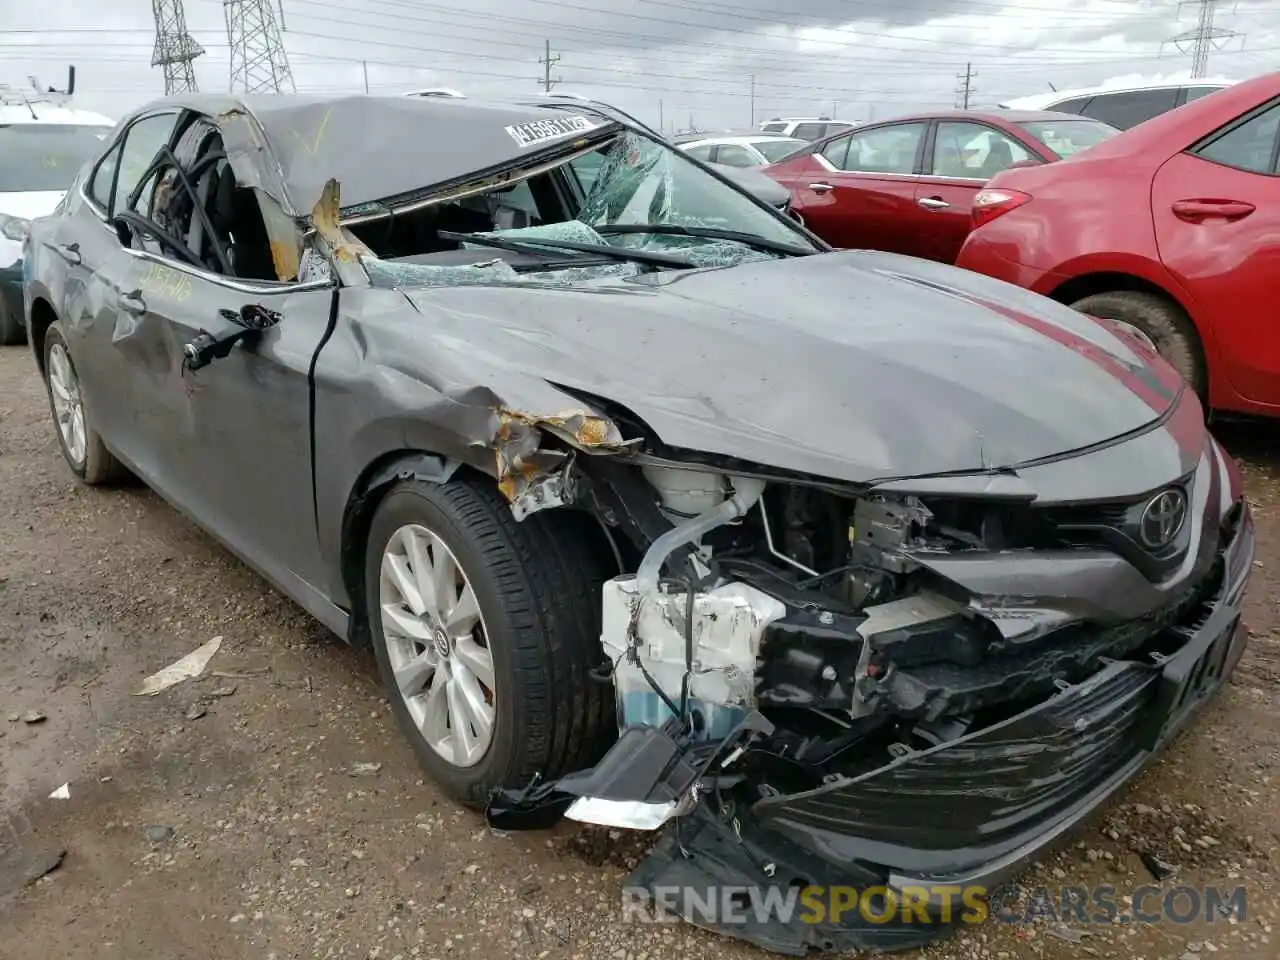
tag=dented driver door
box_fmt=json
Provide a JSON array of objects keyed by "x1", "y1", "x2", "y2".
[{"x1": 117, "y1": 250, "x2": 337, "y2": 602}]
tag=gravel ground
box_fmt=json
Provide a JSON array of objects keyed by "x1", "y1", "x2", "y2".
[{"x1": 1, "y1": 342, "x2": 1278, "y2": 960}]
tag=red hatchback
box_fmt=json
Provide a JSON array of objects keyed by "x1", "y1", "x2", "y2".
[
  {"x1": 956, "y1": 73, "x2": 1280, "y2": 417},
  {"x1": 763, "y1": 109, "x2": 1118, "y2": 263}
]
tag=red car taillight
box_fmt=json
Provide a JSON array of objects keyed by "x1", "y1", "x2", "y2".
[{"x1": 971, "y1": 188, "x2": 1032, "y2": 229}]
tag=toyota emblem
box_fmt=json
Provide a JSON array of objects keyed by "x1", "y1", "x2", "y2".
[{"x1": 1139, "y1": 489, "x2": 1187, "y2": 549}]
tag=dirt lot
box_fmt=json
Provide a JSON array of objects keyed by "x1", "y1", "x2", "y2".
[{"x1": 0, "y1": 342, "x2": 1277, "y2": 960}]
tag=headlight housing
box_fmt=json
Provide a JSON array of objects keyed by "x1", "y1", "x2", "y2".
[{"x1": 0, "y1": 213, "x2": 31, "y2": 243}]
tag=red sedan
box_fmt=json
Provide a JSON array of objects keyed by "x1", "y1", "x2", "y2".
[
  {"x1": 763, "y1": 109, "x2": 1118, "y2": 263},
  {"x1": 956, "y1": 72, "x2": 1280, "y2": 417}
]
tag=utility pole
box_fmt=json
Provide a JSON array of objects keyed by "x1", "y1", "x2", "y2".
[
  {"x1": 954, "y1": 62, "x2": 975, "y2": 109},
  {"x1": 832, "y1": 100, "x2": 839, "y2": 119},
  {"x1": 749, "y1": 74, "x2": 756, "y2": 126},
  {"x1": 1164, "y1": 0, "x2": 1244, "y2": 78},
  {"x1": 225, "y1": 0, "x2": 295, "y2": 93},
  {"x1": 150, "y1": 0, "x2": 204, "y2": 94},
  {"x1": 539, "y1": 39, "x2": 561, "y2": 93},
  {"x1": 658, "y1": 98, "x2": 664, "y2": 134}
]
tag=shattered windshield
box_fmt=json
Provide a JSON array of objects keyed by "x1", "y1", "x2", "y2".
[
  {"x1": 355, "y1": 128, "x2": 820, "y2": 290},
  {"x1": 569, "y1": 131, "x2": 808, "y2": 245}
]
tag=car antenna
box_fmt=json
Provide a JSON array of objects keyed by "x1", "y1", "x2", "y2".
[{"x1": 1047, "y1": 81, "x2": 1057, "y2": 92}]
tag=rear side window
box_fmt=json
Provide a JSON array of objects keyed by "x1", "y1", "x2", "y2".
[
  {"x1": 930, "y1": 121, "x2": 1033, "y2": 178},
  {"x1": 1194, "y1": 102, "x2": 1280, "y2": 175},
  {"x1": 1082, "y1": 89, "x2": 1179, "y2": 130},
  {"x1": 791, "y1": 123, "x2": 828, "y2": 140},
  {"x1": 1048, "y1": 96, "x2": 1092, "y2": 115},
  {"x1": 1182, "y1": 86, "x2": 1224, "y2": 105},
  {"x1": 88, "y1": 142, "x2": 122, "y2": 208},
  {"x1": 761, "y1": 122, "x2": 787, "y2": 133},
  {"x1": 683, "y1": 143, "x2": 714, "y2": 161},
  {"x1": 713, "y1": 144, "x2": 759, "y2": 167},
  {"x1": 821, "y1": 135, "x2": 851, "y2": 169}
]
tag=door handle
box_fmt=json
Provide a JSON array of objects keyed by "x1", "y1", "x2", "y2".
[
  {"x1": 808, "y1": 182, "x2": 835, "y2": 194},
  {"x1": 917, "y1": 196, "x2": 951, "y2": 210},
  {"x1": 55, "y1": 242, "x2": 81, "y2": 265},
  {"x1": 1171, "y1": 198, "x2": 1255, "y2": 223},
  {"x1": 118, "y1": 289, "x2": 147, "y2": 315}
]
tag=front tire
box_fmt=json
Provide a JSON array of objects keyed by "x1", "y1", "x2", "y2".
[
  {"x1": 42, "y1": 322, "x2": 128, "y2": 484},
  {"x1": 364, "y1": 476, "x2": 615, "y2": 808},
  {"x1": 1070, "y1": 290, "x2": 1206, "y2": 398}
]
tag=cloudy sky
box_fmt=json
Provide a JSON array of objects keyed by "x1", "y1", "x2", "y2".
[{"x1": 4, "y1": 0, "x2": 1278, "y2": 130}]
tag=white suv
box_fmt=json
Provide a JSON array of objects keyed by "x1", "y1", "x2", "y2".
[
  {"x1": 758, "y1": 117, "x2": 857, "y2": 141},
  {"x1": 0, "y1": 84, "x2": 114, "y2": 345},
  {"x1": 999, "y1": 79, "x2": 1235, "y2": 130}
]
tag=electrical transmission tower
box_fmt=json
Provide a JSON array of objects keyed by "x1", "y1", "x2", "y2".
[
  {"x1": 539, "y1": 39, "x2": 562, "y2": 92},
  {"x1": 225, "y1": 0, "x2": 295, "y2": 94},
  {"x1": 1163, "y1": 1, "x2": 1245, "y2": 78},
  {"x1": 954, "y1": 62, "x2": 976, "y2": 109},
  {"x1": 150, "y1": 0, "x2": 204, "y2": 95}
]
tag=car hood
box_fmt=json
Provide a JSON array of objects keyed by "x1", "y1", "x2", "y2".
[
  {"x1": 0, "y1": 191, "x2": 66, "y2": 221},
  {"x1": 401, "y1": 249, "x2": 1183, "y2": 484}
]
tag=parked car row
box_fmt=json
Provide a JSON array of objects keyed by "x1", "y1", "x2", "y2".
[{"x1": 758, "y1": 73, "x2": 1280, "y2": 419}]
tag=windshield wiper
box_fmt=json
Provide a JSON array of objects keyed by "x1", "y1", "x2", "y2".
[
  {"x1": 595, "y1": 223, "x2": 815, "y2": 258},
  {"x1": 437, "y1": 229, "x2": 698, "y2": 271}
]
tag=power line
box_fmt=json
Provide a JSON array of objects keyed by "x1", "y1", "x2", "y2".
[
  {"x1": 1163, "y1": 0, "x2": 1246, "y2": 78},
  {"x1": 151, "y1": 0, "x2": 204, "y2": 94},
  {"x1": 278, "y1": 0, "x2": 1205, "y2": 70}
]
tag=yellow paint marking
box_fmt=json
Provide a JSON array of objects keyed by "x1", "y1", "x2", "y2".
[
  {"x1": 138, "y1": 261, "x2": 193, "y2": 302},
  {"x1": 289, "y1": 108, "x2": 332, "y2": 156}
]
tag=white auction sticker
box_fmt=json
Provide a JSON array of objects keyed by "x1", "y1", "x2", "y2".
[{"x1": 504, "y1": 115, "x2": 595, "y2": 148}]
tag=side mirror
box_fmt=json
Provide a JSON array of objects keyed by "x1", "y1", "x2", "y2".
[{"x1": 109, "y1": 215, "x2": 133, "y2": 247}]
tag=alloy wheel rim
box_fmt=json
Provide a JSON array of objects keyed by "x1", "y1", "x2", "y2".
[
  {"x1": 378, "y1": 524, "x2": 495, "y2": 767},
  {"x1": 48, "y1": 343, "x2": 87, "y2": 467}
]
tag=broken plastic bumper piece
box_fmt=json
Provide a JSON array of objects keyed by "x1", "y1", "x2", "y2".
[{"x1": 488, "y1": 712, "x2": 772, "y2": 833}]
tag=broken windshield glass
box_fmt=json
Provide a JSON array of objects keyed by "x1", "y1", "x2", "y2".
[{"x1": 353, "y1": 126, "x2": 814, "y2": 289}]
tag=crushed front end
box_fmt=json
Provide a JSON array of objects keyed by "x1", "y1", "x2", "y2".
[{"x1": 485, "y1": 393, "x2": 1255, "y2": 955}]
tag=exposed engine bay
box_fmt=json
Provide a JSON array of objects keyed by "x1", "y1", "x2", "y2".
[{"x1": 484, "y1": 421, "x2": 1252, "y2": 954}]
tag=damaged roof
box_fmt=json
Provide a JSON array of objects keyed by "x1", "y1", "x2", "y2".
[{"x1": 120, "y1": 93, "x2": 618, "y2": 218}]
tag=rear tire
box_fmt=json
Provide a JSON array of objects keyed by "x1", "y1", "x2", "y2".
[
  {"x1": 364, "y1": 476, "x2": 615, "y2": 809},
  {"x1": 1070, "y1": 290, "x2": 1206, "y2": 399},
  {"x1": 42, "y1": 322, "x2": 129, "y2": 485},
  {"x1": 0, "y1": 301, "x2": 25, "y2": 346}
]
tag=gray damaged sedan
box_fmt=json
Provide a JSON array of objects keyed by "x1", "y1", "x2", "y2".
[{"x1": 23, "y1": 93, "x2": 1255, "y2": 954}]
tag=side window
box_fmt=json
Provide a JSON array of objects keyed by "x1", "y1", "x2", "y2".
[
  {"x1": 840, "y1": 123, "x2": 926, "y2": 175},
  {"x1": 1083, "y1": 89, "x2": 1178, "y2": 130},
  {"x1": 714, "y1": 144, "x2": 759, "y2": 167},
  {"x1": 88, "y1": 141, "x2": 123, "y2": 209},
  {"x1": 1182, "y1": 85, "x2": 1223, "y2": 105},
  {"x1": 791, "y1": 123, "x2": 828, "y2": 141},
  {"x1": 1048, "y1": 96, "x2": 1092, "y2": 115},
  {"x1": 683, "y1": 144, "x2": 714, "y2": 161},
  {"x1": 111, "y1": 113, "x2": 180, "y2": 215},
  {"x1": 1194, "y1": 103, "x2": 1280, "y2": 175},
  {"x1": 930, "y1": 122, "x2": 1034, "y2": 178},
  {"x1": 760, "y1": 122, "x2": 787, "y2": 134},
  {"x1": 820, "y1": 134, "x2": 851, "y2": 169}
]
